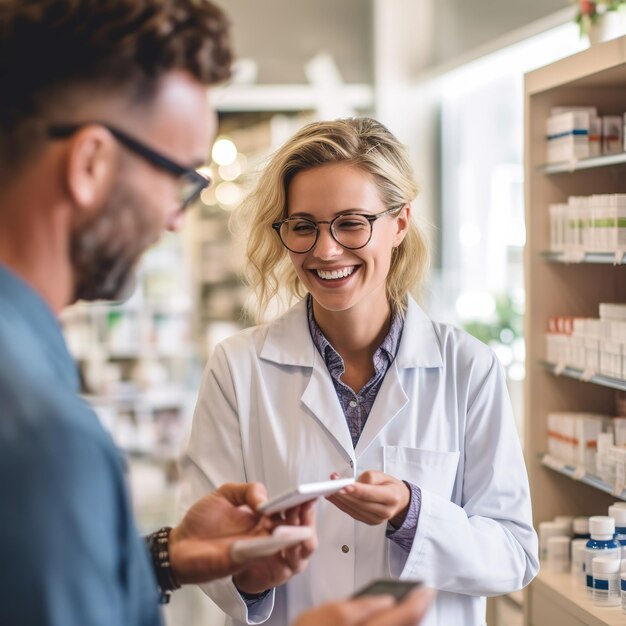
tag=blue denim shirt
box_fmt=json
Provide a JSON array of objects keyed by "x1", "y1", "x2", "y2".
[{"x1": 0, "y1": 265, "x2": 161, "y2": 626}]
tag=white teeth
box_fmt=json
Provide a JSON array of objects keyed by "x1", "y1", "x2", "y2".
[{"x1": 316, "y1": 266, "x2": 355, "y2": 280}]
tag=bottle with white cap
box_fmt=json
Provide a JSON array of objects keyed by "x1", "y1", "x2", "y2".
[
  {"x1": 573, "y1": 516, "x2": 590, "y2": 540},
  {"x1": 539, "y1": 520, "x2": 570, "y2": 561},
  {"x1": 593, "y1": 556, "x2": 621, "y2": 606},
  {"x1": 547, "y1": 536, "x2": 571, "y2": 572},
  {"x1": 554, "y1": 516, "x2": 574, "y2": 537},
  {"x1": 609, "y1": 505, "x2": 626, "y2": 557},
  {"x1": 586, "y1": 516, "x2": 620, "y2": 593}
]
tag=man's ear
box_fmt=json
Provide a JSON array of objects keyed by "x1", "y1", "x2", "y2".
[
  {"x1": 393, "y1": 204, "x2": 411, "y2": 247},
  {"x1": 63, "y1": 125, "x2": 118, "y2": 220}
]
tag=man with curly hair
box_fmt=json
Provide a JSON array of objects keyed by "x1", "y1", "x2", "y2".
[{"x1": 0, "y1": 1, "x2": 434, "y2": 625}]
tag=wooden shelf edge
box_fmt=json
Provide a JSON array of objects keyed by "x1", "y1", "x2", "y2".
[
  {"x1": 540, "y1": 454, "x2": 626, "y2": 501},
  {"x1": 541, "y1": 251, "x2": 626, "y2": 265},
  {"x1": 539, "y1": 152, "x2": 626, "y2": 174},
  {"x1": 541, "y1": 361, "x2": 626, "y2": 392},
  {"x1": 533, "y1": 570, "x2": 626, "y2": 626}
]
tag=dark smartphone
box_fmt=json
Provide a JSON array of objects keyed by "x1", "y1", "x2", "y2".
[{"x1": 353, "y1": 578, "x2": 423, "y2": 602}]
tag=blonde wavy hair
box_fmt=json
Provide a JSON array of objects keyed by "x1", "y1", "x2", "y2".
[{"x1": 232, "y1": 117, "x2": 430, "y2": 321}]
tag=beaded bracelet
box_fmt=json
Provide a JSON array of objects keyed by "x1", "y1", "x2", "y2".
[{"x1": 146, "y1": 526, "x2": 181, "y2": 604}]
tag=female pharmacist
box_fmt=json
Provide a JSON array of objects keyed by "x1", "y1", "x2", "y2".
[{"x1": 180, "y1": 117, "x2": 539, "y2": 626}]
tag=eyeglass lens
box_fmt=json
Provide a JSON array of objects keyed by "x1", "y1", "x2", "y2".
[
  {"x1": 179, "y1": 171, "x2": 205, "y2": 208},
  {"x1": 278, "y1": 214, "x2": 372, "y2": 253}
]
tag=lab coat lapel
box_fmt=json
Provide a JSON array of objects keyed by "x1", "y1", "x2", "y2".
[
  {"x1": 354, "y1": 360, "x2": 408, "y2": 458},
  {"x1": 260, "y1": 299, "x2": 355, "y2": 461},
  {"x1": 258, "y1": 297, "x2": 443, "y2": 463},
  {"x1": 301, "y1": 352, "x2": 355, "y2": 461},
  {"x1": 354, "y1": 297, "x2": 443, "y2": 458}
]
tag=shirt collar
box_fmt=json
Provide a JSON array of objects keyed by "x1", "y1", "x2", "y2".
[
  {"x1": 259, "y1": 295, "x2": 443, "y2": 369},
  {"x1": 306, "y1": 295, "x2": 403, "y2": 368},
  {"x1": 306, "y1": 296, "x2": 333, "y2": 361}
]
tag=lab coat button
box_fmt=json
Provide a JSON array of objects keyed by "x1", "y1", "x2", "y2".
[
  {"x1": 349, "y1": 460, "x2": 354, "y2": 468},
  {"x1": 341, "y1": 545, "x2": 350, "y2": 553}
]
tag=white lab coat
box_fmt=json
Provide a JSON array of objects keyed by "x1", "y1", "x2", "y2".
[{"x1": 180, "y1": 297, "x2": 538, "y2": 626}]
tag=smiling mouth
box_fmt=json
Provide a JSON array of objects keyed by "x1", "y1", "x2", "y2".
[{"x1": 315, "y1": 266, "x2": 357, "y2": 280}]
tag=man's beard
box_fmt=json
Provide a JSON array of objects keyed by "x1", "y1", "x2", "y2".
[{"x1": 70, "y1": 183, "x2": 157, "y2": 302}]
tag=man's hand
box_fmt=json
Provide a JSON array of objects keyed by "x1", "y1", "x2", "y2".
[
  {"x1": 232, "y1": 499, "x2": 318, "y2": 594},
  {"x1": 326, "y1": 471, "x2": 410, "y2": 526},
  {"x1": 169, "y1": 482, "x2": 272, "y2": 585},
  {"x1": 292, "y1": 587, "x2": 436, "y2": 626}
]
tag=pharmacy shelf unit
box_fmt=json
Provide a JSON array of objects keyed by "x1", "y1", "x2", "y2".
[{"x1": 525, "y1": 36, "x2": 626, "y2": 626}]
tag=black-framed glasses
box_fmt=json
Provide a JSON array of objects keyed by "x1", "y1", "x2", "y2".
[
  {"x1": 48, "y1": 123, "x2": 211, "y2": 211},
  {"x1": 272, "y1": 206, "x2": 402, "y2": 254}
]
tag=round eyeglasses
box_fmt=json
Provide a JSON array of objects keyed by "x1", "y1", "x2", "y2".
[{"x1": 272, "y1": 206, "x2": 403, "y2": 254}]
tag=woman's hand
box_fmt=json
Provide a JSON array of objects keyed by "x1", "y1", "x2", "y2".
[{"x1": 326, "y1": 471, "x2": 410, "y2": 526}]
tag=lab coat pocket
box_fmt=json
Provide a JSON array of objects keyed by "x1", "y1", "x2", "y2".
[{"x1": 383, "y1": 446, "x2": 460, "y2": 500}]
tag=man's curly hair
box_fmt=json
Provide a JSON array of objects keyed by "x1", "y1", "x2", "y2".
[{"x1": 0, "y1": 0, "x2": 232, "y2": 168}]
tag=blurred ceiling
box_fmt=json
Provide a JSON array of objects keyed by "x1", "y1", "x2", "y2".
[
  {"x1": 214, "y1": 0, "x2": 374, "y2": 84},
  {"x1": 214, "y1": 0, "x2": 570, "y2": 85},
  {"x1": 432, "y1": 0, "x2": 568, "y2": 65}
]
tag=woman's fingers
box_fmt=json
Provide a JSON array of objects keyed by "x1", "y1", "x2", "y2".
[
  {"x1": 332, "y1": 486, "x2": 397, "y2": 507},
  {"x1": 326, "y1": 495, "x2": 389, "y2": 524}
]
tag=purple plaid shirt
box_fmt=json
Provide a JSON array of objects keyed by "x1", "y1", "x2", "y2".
[{"x1": 307, "y1": 297, "x2": 421, "y2": 552}]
